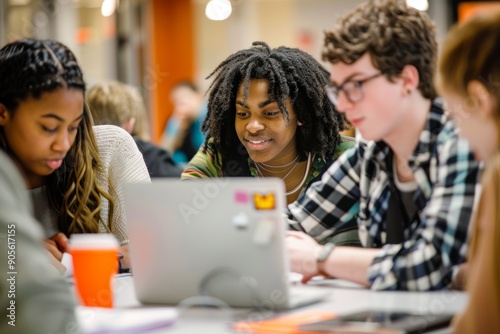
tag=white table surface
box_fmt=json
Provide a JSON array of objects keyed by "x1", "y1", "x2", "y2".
[{"x1": 78, "y1": 274, "x2": 468, "y2": 334}]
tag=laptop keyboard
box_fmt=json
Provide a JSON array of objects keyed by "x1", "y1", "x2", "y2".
[{"x1": 288, "y1": 286, "x2": 330, "y2": 309}]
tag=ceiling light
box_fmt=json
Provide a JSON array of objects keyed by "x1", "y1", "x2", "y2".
[
  {"x1": 101, "y1": 0, "x2": 117, "y2": 17},
  {"x1": 205, "y1": 0, "x2": 232, "y2": 21},
  {"x1": 406, "y1": 0, "x2": 429, "y2": 11}
]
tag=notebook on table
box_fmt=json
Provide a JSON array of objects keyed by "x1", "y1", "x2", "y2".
[{"x1": 124, "y1": 178, "x2": 329, "y2": 310}]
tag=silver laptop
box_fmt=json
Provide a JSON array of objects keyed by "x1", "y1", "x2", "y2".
[{"x1": 124, "y1": 178, "x2": 329, "y2": 309}]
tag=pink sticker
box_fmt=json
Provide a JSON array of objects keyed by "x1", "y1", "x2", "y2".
[{"x1": 234, "y1": 191, "x2": 249, "y2": 204}]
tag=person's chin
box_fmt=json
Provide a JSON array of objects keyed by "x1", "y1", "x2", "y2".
[
  {"x1": 357, "y1": 131, "x2": 379, "y2": 142},
  {"x1": 247, "y1": 150, "x2": 274, "y2": 164},
  {"x1": 38, "y1": 164, "x2": 60, "y2": 176}
]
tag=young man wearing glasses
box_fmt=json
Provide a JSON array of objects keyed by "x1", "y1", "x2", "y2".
[{"x1": 286, "y1": 0, "x2": 481, "y2": 291}]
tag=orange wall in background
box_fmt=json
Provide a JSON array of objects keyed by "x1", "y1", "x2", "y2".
[
  {"x1": 148, "y1": 0, "x2": 195, "y2": 143},
  {"x1": 458, "y1": 2, "x2": 500, "y2": 22}
]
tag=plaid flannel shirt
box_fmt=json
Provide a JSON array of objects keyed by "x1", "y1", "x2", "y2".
[{"x1": 287, "y1": 100, "x2": 480, "y2": 291}]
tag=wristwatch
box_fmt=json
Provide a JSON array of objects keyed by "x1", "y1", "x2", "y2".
[
  {"x1": 118, "y1": 253, "x2": 130, "y2": 274},
  {"x1": 317, "y1": 242, "x2": 335, "y2": 277},
  {"x1": 317, "y1": 242, "x2": 336, "y2": 262}
]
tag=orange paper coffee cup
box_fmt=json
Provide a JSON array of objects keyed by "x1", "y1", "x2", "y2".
[{"x1": 70, "y1": 234, "x2": 119, "y2": 308}]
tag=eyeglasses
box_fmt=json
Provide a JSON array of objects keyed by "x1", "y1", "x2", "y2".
[{"x1": 325, "y1": 72, "x2": 384, "y2": 105}]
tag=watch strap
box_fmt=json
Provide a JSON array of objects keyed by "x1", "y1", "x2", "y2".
[{"x1": 317, "y1": 242, "x2": 336, "y2": 262}]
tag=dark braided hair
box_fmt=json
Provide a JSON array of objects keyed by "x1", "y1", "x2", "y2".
[
  {"x1": 203, "y1": 41, "x2": 347, "y2": 167},
  {"x1": 0, "y1": 39, "x2": 86, "y2": 109},
  {"x1": 0, "y1": 38, "x2": 115, "y2": 236}
]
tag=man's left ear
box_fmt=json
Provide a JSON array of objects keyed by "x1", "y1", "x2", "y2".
[
  {"x1": 401, "y1": 65, "x2": 419, "y2": 95},
  {"x1": 0, "y1": 104, "x2": 10, "y2": 125},
  {"x1": 467, "y1": 80, "x2": 495, "y2": 119}
]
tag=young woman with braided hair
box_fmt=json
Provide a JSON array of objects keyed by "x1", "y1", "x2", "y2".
[
  {"x1": 182, "y1": 41, "x2": 358, "y2": 246},
  {"x1": 0, "y1": 39, "x2": 150, "y2": 271}
]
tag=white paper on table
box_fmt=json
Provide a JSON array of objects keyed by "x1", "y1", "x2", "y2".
[{"x1": 76, "y1": 306, "x2": 178, "y2": 334}]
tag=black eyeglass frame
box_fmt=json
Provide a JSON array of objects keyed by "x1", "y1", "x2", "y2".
[{"x1": 325, "y1": 72, "x2": 384, "y2": 105}]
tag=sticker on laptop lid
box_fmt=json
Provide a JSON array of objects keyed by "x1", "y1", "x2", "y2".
[
  {"x1": 232, "y1": 212, "x2": 249, "y2": 229},
  {"x1": 234, "y1": 190, "x2": 249, "y2": 204},
  {"x1": 253, "y1": 217, "x2": 276, "y2": 245},
  {"x1": 253, "y1": 192, "x2": 276, "y2": 210}
]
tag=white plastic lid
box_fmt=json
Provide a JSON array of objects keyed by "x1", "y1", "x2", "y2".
[{"x1": 69, "y1": 233, "x2": 119, "y2": 250}]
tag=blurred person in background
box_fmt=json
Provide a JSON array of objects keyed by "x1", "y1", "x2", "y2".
[
  {"x1": 88, "y1": 81, "x2": 183, "y2": 177},
  {"x1": 437, "y1": 10, "x2": 500, "y2": 333},
  {"x1": 162, "y1": 80, "x2": 207, "y2": 165}
]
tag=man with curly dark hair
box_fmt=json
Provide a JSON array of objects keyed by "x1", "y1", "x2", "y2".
[
  {"x1": 286, "y1": 0, "x2": 481, "y2": 291},
  {"x1": 182, "y1": 41, "x2": 359, "y2": 246}
]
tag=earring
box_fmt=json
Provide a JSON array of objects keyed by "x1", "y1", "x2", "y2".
[{"x1": 297, "y1": 121, "x2": 303, "y2": 126}]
